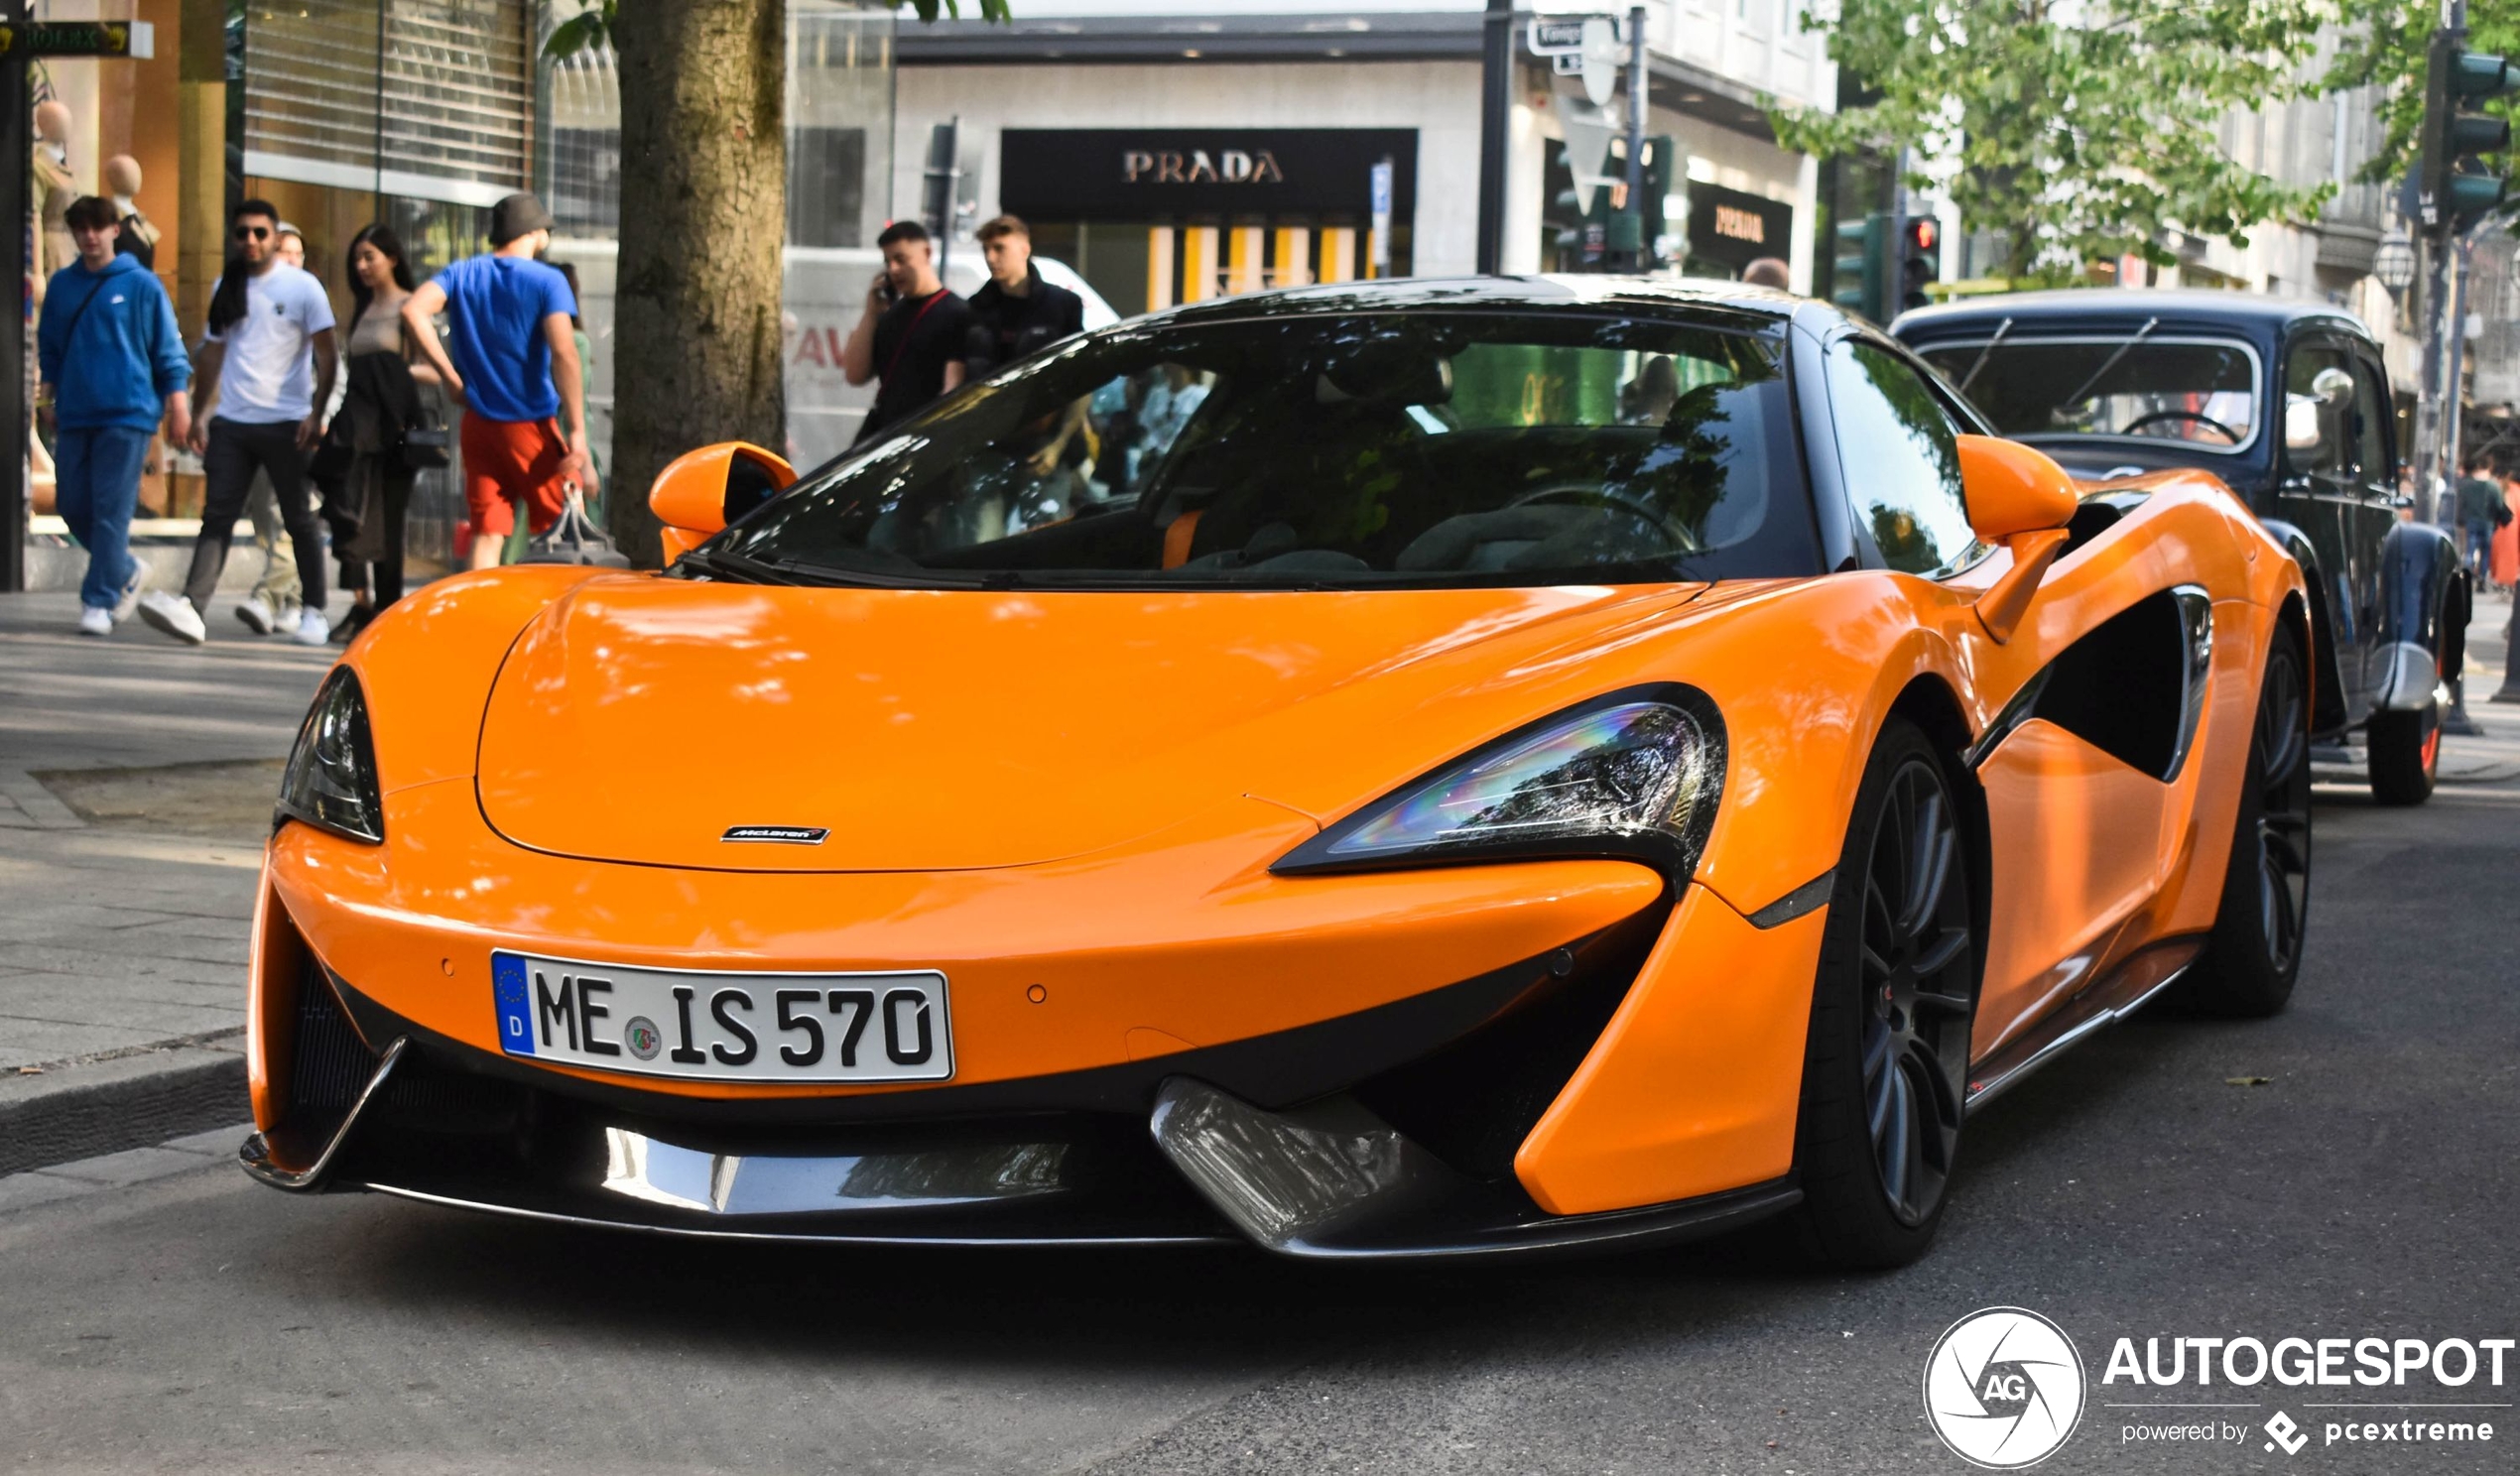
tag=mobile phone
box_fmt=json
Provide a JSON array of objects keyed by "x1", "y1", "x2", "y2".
[{"x1": 874, "y1": 271, "x2": 900, "y2": 308}]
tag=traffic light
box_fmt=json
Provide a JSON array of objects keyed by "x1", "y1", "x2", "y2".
[
  {"x1": 1831, "y1": 214, "x2": 1889, "y2": 321},
  {"x1": 1900, "y1": 216, "x2": 1941, "y2": 312},
  {"x1": 1640, "y1": 135, "x2": 1674, "y2": 262},
  {"x1": 2421, "y1": 28, "x2": 2519, "y2": 233}
]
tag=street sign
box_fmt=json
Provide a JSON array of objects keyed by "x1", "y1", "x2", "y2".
[
  {"x1": 1559, "y1": 100, "x2": 1617, "y2": 218},
  {"x1": 1526, "y1": 16, "x2": 1604, "y2": 54},
  {"x1": 0, "y1": 19, "x2": 153, "y2": 57}
]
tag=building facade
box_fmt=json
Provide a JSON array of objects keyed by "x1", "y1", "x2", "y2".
[{"x1": 890, "y1": 0, "x2": 1834, "y2": 314}]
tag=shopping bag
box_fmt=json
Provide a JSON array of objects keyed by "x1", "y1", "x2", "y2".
[{"x1": 520, "y1": 488, "x2": 629, "y2": 567}]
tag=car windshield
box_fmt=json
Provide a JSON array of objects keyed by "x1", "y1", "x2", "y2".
[
  {"x1": 1913, "y1": 335, "x2": 2260, "y2": 453},
  {"x1": 703, "y1": 309, "x2": 1820, "y2": 589}
]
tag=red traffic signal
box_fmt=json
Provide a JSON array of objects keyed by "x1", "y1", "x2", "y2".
[{"x1": 1905, "y1": 218, "x2": 1940, "y2": 253}]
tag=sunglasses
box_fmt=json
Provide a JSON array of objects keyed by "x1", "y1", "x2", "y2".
[{"x1": 233, "y1": 225, "x2": 272, "y2": 241}]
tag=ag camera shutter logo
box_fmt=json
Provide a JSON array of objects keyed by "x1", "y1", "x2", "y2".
[{"x1": 1924, "y1": 1307, "x2": 2088, "y2": 1468}]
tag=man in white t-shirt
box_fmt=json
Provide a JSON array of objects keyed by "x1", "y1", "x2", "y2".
[{"x1": 138, "y1": 198, "x2": 339, "y2": 646}]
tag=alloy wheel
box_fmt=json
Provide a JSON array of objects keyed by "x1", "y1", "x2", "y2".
[{"x1": 1856, "y1": 759, "x2": 1974, "y2": 1227}]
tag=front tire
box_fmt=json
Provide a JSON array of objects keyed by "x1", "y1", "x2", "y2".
[
  {"x1": 2183, "y1": 623, "x2": 2312, "y2": 1016},
  {"x1": 1790, "y1": 718, "x2": 1977, "y2": 1270}
]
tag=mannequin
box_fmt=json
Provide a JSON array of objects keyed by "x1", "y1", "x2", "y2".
[
  {"x1": 26, "y1": 100, "x2": 70, "y2": 501},
  {"x1": 104, "y1": 154, "x2": 158, "y2": 269},
  {"x1": 32, "y1": 100, "x2": 76, "y2": 278}
]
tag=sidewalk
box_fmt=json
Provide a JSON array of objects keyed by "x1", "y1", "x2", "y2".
[{"x1": 0, "y1": 589, "x2": 332, "y2": 1170}]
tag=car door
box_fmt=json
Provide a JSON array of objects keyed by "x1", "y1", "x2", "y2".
[
  {"x1": 1821, "y1": 335, "x2": 2169, "y2": 1056},
  {"x1": 2278, "y1": 331, "x2": 2374, "y2": 717}
]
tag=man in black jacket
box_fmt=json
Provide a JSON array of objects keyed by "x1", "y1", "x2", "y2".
[{"x1": 963, "y1": 215, "x2": 1085, "y2": 379}]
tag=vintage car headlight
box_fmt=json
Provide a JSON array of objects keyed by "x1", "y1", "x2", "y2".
[
  {"x1": 276, "y1": 669, "x2": 385, "y2": 844},
  {"x1": 1273, "y1": 685, "x2": 1725, "y2": 879}
]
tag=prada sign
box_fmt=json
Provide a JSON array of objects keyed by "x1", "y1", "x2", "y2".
[{"x1": 1001, "y1": 128, "x2": 1417, "y2": 220}]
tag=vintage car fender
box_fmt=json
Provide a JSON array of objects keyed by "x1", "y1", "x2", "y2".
[{"x1": 2373, "y1": 520, "x2": 2467, "y2": 710}]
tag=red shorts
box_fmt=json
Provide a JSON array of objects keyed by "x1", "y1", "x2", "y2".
[{"x1": 460, "y1": 413, "x2": 570, "y2": 538}]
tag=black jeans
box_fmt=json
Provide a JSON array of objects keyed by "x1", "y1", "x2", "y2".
[
  {"x1": 186, "y1": 418, "x2": 325, "y2": 614},
  {"x1": 329, "y1": 470, "x2": 414, "y2": 608}
]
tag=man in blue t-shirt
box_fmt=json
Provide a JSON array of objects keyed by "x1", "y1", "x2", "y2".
[{"x1": 404, "y1": 192, "x2": 597, "y2": 570}]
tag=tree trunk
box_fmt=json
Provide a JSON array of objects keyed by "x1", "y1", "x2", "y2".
[{"x1": 609, "y1": 0, "x2": 786, "y2": 567}]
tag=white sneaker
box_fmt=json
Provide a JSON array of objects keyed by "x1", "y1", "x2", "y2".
[
  {"x1": 112, "y1": 562, "x2": 147, "y2": 623},
  {"x1": 137, "y1": 591, "x2": 207, "y2": 646},
  {"x1": 290, "y1": 607, "x2": 330, "y2": 646},
  {"x1": 235, "y1": 594, "x2": 277, "y2": 635},
  {"x1": 76, "y1": 605, "x2": 113, "y2": 637}
]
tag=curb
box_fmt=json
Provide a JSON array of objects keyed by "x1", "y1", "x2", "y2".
[{"x1": 0, "y1": 1047, "x2": 250, "y2": 1177}]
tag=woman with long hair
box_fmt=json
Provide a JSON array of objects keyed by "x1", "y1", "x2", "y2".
[{"x1": 321, "y1": 223, "x2": 441, "y2": 641}]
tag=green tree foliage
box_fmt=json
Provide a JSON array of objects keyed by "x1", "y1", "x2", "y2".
[
  {"x1": 1772, "y1": 0, "x2": 2350, "y2": 283},
  {"x1": 2327, "y1": 0, "x2": 2518, "y2": 191}
]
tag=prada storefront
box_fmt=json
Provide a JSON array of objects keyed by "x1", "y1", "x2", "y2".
[{"x1": 998, "y1": 128, "x2": 1417, "y2": 314}]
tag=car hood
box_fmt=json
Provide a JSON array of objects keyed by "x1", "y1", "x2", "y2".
[{"x1": 475, "y1": 575, "x2": 1707, "y2": 872}]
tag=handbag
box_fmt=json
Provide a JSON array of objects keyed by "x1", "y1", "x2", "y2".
[
  {"x1": 521, "y1": 488, "x2": 629, "y2": 567},
  {"x1": 400, "y1": 400, "x2": 451, "y2": 470}
]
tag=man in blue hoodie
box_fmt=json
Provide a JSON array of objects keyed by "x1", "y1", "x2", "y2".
[{"x1": 40, "y1": 195, "x2": 190, "y2": 636}]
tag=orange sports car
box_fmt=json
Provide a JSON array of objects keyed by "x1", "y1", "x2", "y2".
[{"x1": 243, "y1": 280, "x2": 2311, "y2": 1267}]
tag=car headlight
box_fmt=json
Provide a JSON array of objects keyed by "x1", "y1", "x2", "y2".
[
  {"x1": 276, "y1": 669, "x2": 385, "y2": 844},
  {"x1": 1272, "y1": 685, "x2": 1725, "y2": 880}
]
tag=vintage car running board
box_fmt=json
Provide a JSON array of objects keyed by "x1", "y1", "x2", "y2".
[{"x1": 1964, "y1": 936, "x2": 2206, "y2": 1114}]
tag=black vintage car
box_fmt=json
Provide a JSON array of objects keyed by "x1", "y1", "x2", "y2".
[{"x1": 1895, "y1": 290, "x2": 2468, "y2": 803}]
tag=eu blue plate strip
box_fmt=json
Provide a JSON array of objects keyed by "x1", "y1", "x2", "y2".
[{"x1": 491, "y1": 951, "x2": 536, "y2": 1057}]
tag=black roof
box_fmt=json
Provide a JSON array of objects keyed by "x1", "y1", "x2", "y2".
[
  {"x1": 1146, "y1": 275, "x2": 1812, "y2": 330},
  {"x1": 1893, "y1": 288, "x2": 2372, "y2": 345}
]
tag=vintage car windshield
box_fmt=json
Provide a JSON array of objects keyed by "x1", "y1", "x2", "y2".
[
  {"x1": 702, "y1": 309, "x2": 1821, "y2": 589},
  {"x1": 1913, "y1": 335, "x2": 2260, "y2": 454}
]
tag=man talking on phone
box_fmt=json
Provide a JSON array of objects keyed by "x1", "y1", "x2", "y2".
[{"x1": 842, "y1": 220, "x2": 970, "y2": 445}]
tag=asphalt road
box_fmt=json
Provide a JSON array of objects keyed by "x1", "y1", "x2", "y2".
[{"x1": 4, "y1": 704, "x2": 2517, "y2": 1474}]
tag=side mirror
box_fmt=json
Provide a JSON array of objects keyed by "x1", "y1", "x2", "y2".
[
  {"x1": 1955, "y1": 433, "x2": 2078, "y2": 645},
  {"x1": 649, "y1": 442, "x2": 797, "y2": 565}
]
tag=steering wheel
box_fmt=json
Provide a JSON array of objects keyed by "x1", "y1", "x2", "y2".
[
  {"x1": 1506, "y1": 483, "x2": 1701, "y2": 553},
  {"x1": 2117, "y1": 409, "x2": 2241, "y2": 444}
]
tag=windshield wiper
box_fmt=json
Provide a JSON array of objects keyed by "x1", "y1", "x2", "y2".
[
  {"x1": 675, "y1": 547, "x2": 808, "y2": 585},
  {"x1": 2056, "y1": 315, "x2": 2161, "y2": 411},
  {"x1": 1954, "y1": 316, "x2": 2013, "y2": 396}
]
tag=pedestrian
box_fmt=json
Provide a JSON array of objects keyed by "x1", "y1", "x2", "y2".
[
  {"x1": 841, "y1": 220, "x2": 969, "y2": 445},
  {"x1": 1741, "y1": 257, "x2": 1792, "y2": 290},
  {"x1": 320, "y1": 224, "x2": 440, "y2": 643},
  {"x1": 38, "y1": 195, "x2": 190, "y2": 637},
  {"x1": 400, "y1": 192, "x2": 597, "y2": 571},
  {"x1": 2456, "y1": 458, "x2": 2509, "y2": 581},
  {"x1": 962, "y1": 215, "x2": 1084, "y2": 379},
  {"x1": 231, "y1": 218, "x2": 315, "y2": 638},
  {"x1": 143, "y1": 199, "x2": 338, "y2": 647},
  {"x1": 550, "y1": 260, "x2": 599, "y2": 514}
]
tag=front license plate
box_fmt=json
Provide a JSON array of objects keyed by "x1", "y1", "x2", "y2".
[{"x1": 490, "y1": 950, "x2": 952, "y2": 1084}]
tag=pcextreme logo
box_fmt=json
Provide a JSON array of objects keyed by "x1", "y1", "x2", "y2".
[{"x1": 1923, "y1": 1307, "x2": 2088, "y2": 1468}]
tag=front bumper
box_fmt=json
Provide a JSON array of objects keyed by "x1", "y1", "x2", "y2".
[
  {"x1": 247, "y1": 782, "x2": 1829, "y2": 1258},
  {"x1": 243, "y1": 925, "x2": 1798, "y2": 1260}
]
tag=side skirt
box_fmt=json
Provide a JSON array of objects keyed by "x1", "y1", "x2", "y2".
[{"x1": 1963, "y1": 936, "x2": 2205, "y2": 1114}]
